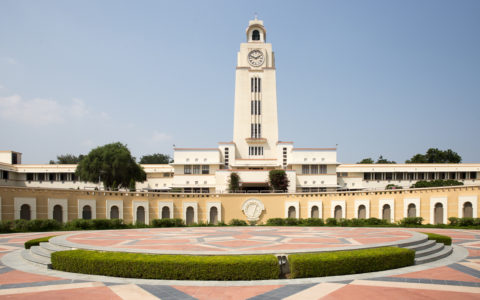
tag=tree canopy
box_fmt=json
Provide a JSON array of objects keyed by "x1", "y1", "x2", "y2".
[
  {"x1": 269, "y1": 170, "x2": 289, "y2": 191},
  {"x1": 228, "y1": 172, "x2": 240, "y2": 192},
  {"x1": 357, "y1": 156, "x2": 396, "y2": 164},
  {"x1": 75, "y1": 142, "x2": 146, "y2": 190},
  {"x1": 405, "y1": 148, "x2": 461, "y2": 163},
  {"x1": 49, "y1": 154, "x2": 84, "y2": 164},
  {"x1": 358, "y1": 158, "x2": 374, "y2": 164},
  {"x1": 139, "y1": 153, "x2": 171, "y2": 164}
]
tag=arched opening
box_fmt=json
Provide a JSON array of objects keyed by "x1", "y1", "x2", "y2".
[
  {"x1": 53, "y1": 204, "x2": 63, "y2": 223},
  {"x1": 110, "y1": 205, "x2": 119, "y2": 219},
  {"x1": 382, "y1": 204, "x2": 391, "y2": 221},
  {"x1": 161, "y1": 206, "x2": 170, "y2": 219},
  {"x1": 252, "y1": 30, "x2": 260, "y2": 41},
  {"x1": 434, "y1": 203, "x2": 443, "y2": 225},
  {"x1": 82, "y1": 205, "x2": 92, "y2": 220},
  {"x1": 20, "y1": 204, "x2": 31, "y2": 220},
  {"x1": 334, "y1": 205, "x2": 342, "y2": 220},
  {"x1": 407, "y1": 203, "x2": 416, "y2": 218},
  {"x1": 358, "y1": 205, "x2": 366, "y2": 219},
  {"x1": 463, "y1": 202, "x2": 473, "y2": 218},
  {"x1": 210, "y1": 207, "x2": 218, "y2": 225},
  {"x1": 288, "y1": 206, "x2": 296, "y2": 218},
  {"x1": 186, "y1": 206, "x2": 194, "y2": 225},
  {"x1": 136, "y1": 206, "x2": 145, "y2": 224},
  {"x1": 311, "y1": 206, "x2": 319, "y2": 218}
]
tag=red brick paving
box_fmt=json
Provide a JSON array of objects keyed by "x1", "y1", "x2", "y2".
[
  {"x1": 0, "y1": 270, "x2": 61, "y2": 285},
  {"x1": 173, "y1": 285, "x2": 283, "y2": 300},
  {"x1": 392, "y1": 266, "x2": 480, "y2": 282},
  {"x1": 1, "y1": 286, "x2": 122, "y2": 300}
]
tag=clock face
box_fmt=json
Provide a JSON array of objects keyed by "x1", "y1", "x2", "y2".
[{"x1": 248, "y1": 50, "x2": 265, "y2": 67}]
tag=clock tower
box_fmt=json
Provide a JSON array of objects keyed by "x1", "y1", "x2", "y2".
[{"x1": 232, "y1": 18, "x2": 279, "y2": 161}]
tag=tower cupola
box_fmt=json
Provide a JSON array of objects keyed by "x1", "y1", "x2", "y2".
[{"x1": 246, "y1": 17, "x2": 266, "y2": 43}]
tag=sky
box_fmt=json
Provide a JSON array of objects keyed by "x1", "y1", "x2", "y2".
[{"x1": 0, "y1": 0, "x2": 479, "y2": 164}]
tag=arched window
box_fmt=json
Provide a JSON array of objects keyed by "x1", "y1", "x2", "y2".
[
  {"x1": 210, "y1": 207, "x2": 218, "y2": 225},
  {"x1": 20, "y1": 204, "x2": 31, "y2": 220},
  {"x1": 358, "y1": 205, "x2": 366, "y2": 219},
  {"x1": 382, "y1": 204, "x2": 391, "y2": 221},
  {"x1": 82, "y1": 205, "x2": 92, "y2": 220},
  {"x1": 311, "y1": 206, "x2": 319, "y2": 218},
  {"x1": 434, "y1": 203, "x2": 443, "y2": 225},
  {"x1": 252, "y1": 30, "x2": 260, "y2": 41},
  {"x1": 186, "y1": 206, "x2": 194, "y2": 225},
  {"x1": 53, "y1": 204, "x2": 63, "y2": 223},
  {"x1": 110, "y1": 205, "x2": 119, "y2": 219},
  {"x1": 288, "y1": 206, "x2": 296, "y2": 218},
  {"x1": 136, "y1": 206, "x2": 145, "y2": 224},
  {"x1": 407, "y1": 203, "x2": 416, "y2": 218},
  {"x1": 334, "y1": 205, "x2": 342, "y2": 220},
  {"x1": 463, "y1": 202, "x2": 473, "y2": 218},
  {"x1": 161, "y1": 206, "x2": 170, "y2": 219}
]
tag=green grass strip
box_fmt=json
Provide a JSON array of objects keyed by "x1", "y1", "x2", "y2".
[
  {"x1": 289, "y1": 247, "x2": 415, "y2": 278},
  {"x1": 51, "y1": 250, "x2": 280, "y2": 280},
  {"x1": 24, "y1": 236, "x2": 56, "y2": 249},
  {"x1": 421, "y1": 232, "x2": 452, "y2": 245}
]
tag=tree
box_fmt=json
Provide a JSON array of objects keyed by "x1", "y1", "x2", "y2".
[
  {"x1": 228, "y1": 172, "x2": 240, "y2": 192},
  {"x1": 75, "y1": 142, "x2": 146, "y2": 190},
  {"x1": 406, "y1": 148, "x2": 461, "y2": 163},
  {"x1": 49, "y1": 154, "x2": 84, "y2": 164},
  {"x1": 376, "y1": 155, "x2": 396, "y2": 164},
  {"x1": 269, "y1": 170, "x2": 289, "y2": 192},
  {"x1": 358, "y1": 158, "x2": 374, "y2": 164},
  {"x1": 139, "y1": 153, "x2": 171, "y2": 164}
]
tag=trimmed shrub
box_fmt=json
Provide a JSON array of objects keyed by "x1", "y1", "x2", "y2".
[
  {"x1": 65, "y1": 219, "x2": 93, "y2": 230},
  {"x1": 23, "y1": 219, "x2": 62, "y2": 232},
  {"x1": 421, "y1": 232, "x2": 452, "y2": 245},
  {"x1": 284, "y1": 218, "x2": 299, "y2": 226},
  {"x1": 365, "y1": 218, "x2": 388, "y2": 225},
  {"x1": 0, "y1": 220, "x2": 13, "y2": 233},
  {"x1": 338, "y1": 218, "x2": 351, "y2": 227},
  {"x1": 266, "y1": 218, "x2": 285, "y2": 226},
  {"x1": 25, "y1": 236, "x2": 56, "y2": 249},
  {"x1": 412, "y1": 179, "x2": 463, "y2": 188},
  {"x1": 326, "y1": 218, "x2": 337, "y2": 226},
  {"x1": 349, "y1": 218, "x2": 365, "y2": 227},
  {"x1": 229, "y1": 219, "x2": 248, "y2": 226},
  {"x1": 289, "y1": 247, "x2": 415, "y2": 278},
  {"x1": 51, "y1": 250, "x2": 279, "y2": 280},
  {"x1": 300, "y1": 218, "x2": 324, "y2": 226},
  {"x1": 398, "y1": 217, "x2": 424, "y2": 226},
  {"x1": 448, "y1": 217, "x2": 460, "y2": 226},
  {"x1": 152, "y1": 218, "x2": 185, "y2": 228},
  {"x1": 65, "y1": 219, "x2": 127, "y2": 230}
]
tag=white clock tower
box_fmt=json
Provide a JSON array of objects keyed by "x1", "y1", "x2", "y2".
[{"x1": 232, "y1": 18, "x2": 279, "y2": 160}]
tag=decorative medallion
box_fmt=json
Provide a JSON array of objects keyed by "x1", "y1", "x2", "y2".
[{"x1": 242, "y1": 198, "x2": 265, "y2": 221}]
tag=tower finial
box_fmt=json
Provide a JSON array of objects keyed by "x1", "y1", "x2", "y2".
[{"x1": 254, "y1": 12, "x2": 258, "y2": 20}]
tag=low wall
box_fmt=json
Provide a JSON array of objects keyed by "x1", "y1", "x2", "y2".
[{"x1": 0, "y1": 185, "x2": 478, "y2": 224}]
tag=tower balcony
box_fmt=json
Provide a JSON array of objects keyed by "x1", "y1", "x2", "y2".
[{"x1": 245, "y1": 138, "x2": 267, "y2": 144}]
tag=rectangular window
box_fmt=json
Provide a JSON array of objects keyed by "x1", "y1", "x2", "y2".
[
  {"x1": 417, "y1": 173, "x2": 425, "y2": 180},
  {"x1": 193, "y1": 165, "x2": 200, "y2": 174},
  {"x1": 38, "y1": 173, "x2": 45, "y2": 181},
  {"x1": 310, "y1": 165, "x2": 318, "y2": 174},
  {"x1": 202, "y1": 165, "x2": 209, "y2": 174},
  {"x1": 460, "y1": 172, "x2": 466, "y2": 180},
  {"x1": 364, "y1": 173, "x2": 371, "y2": 180},
  {"x1": 258, "y1": 78, "x2": 261, "y2": 92},
  {"x1": 26, "y1": 173, "x2": 34, "y2": 181},
  {"x1": 251, "y1": 78, "x2": 254, "y2": 92},
  {"x1": 184, "y1": 165, "x2": 191, "y2": 174},
  {"x1": 471, "y1": 172, "x2": 477, "y2": 179},
  {"x1": 385, "y1": 173, "x2": 393, "y2": 180},
  {"x1": 374, "y1": 173, "x2": 382, "y2": 180},
  {"x1": 49, "y1": 173, "x2": 56, "y2": 181},
  {"x1": 302, "y1": 165, "x2": 309, "y2": 174},
  {"x1": 249, "y1": 146, "x2": 263, "y2": 156},
  {"x1": 320, "y1": 165, "x2": 327, "y2": 174}
]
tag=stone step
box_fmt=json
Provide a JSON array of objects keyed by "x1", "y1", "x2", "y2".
[
  {"x1": 21, "y1": 249, "x2": 52, "y2": 268},
  {"x1": 39, "y1": 241, "x2": 70, "y2": 252},
  {"x1": 30, "y1": 245, "x2": 51, "y2": 258},
  {"x1": 414, "y1": 243, "x2": 444, "y2": 258},
  {"x1": 405, "y1": 240, "x2": 436, "y2": 252},
  {"x1": 397, "y1": 236, "x2": 428, "y2": 248},
  {"x1": 415, "y1": 246, "x2": 453, "y2": 265}
]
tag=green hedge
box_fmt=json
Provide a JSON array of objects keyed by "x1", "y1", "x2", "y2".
[
  {"x1": 151, "y1": 218, "x2": 185, "y2": 227},
  {"x1": 266, "y1": 218, "x2": 387, "y2": 227},
  {"x1": 51, "y1": 250, "x2": 279, "y2": 280},
  {"x1": 24, "y1": 236, "x2": 56, "y2": 249},
  {"x1": 398, "y1": 217, "x2": 424, "y2": 226},
  {"x1": 421, "y1": 232, "x2": 452, "y2": 245},
  {"x1": 64, "y1": 219, "x2": 127, "y2": 230},
  {"x1": 228, "y1": 219, "x2": 248, "y2": 226},
  {"x1": 412, "y1": 179, "x2": 463, "y2": 188},
  {"x1": 448, "y1": 217, "x2": 480, "y2": 227},
  {"x1": 289, "y1": 247, "x2": 415, "y2": 278}
]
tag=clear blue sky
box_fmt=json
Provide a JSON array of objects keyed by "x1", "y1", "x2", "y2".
[{"x1": 1, "y1": 0, "x2": 479, "y2": 164}]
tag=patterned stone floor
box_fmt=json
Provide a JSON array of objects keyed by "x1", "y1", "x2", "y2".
[
  {"x1": 0, "y1": 228, "x2": 479, "y2": 299},
  {"x1": 58, "y1": 227, "x2": 417, "y2": 254}
]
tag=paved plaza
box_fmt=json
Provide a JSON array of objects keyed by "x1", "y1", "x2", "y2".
[{"x1": 1, "y1": 227, "x2": 480, "y2": 299}]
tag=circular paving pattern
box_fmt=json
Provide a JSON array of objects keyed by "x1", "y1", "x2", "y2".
[{"x1": 52, "y1": 227, "x2": 420, "y2": 255}]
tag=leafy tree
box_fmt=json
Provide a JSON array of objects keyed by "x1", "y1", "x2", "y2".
[
  {"x1": 139, "y1": 153, "x2": 171, "y2": 164},
  {"x1": 376, "y1": 155, "x2": 396, "y2": 164},
  {"x1": 228, "y1": 172, "x2": 240, "y2": 192},
  {"x1": 358, "y1": 158, "x2": 374, "y2": 164},
  {"x1": 75, "y1": 142, "x2": 146, "y2": 190},
  {"x1": 406, "y1": 148, "x2": 461, "y2": 163},
  {"x1": 49, "y1": 154, "x2": 84, "y2": 164},
  {"x1": 129, "y1": 178, "x2": 136, "y2": 191},
  {"x1": 269, "y1": 170, "x2": 289, "y2": 191}
]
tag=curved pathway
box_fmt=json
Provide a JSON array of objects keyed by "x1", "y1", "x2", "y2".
[{"x1": 1, "y1": 227, "x2": 480, "y2": 299}]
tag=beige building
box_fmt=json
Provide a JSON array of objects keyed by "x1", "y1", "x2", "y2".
[{"x1": 0, "y1": 19, "x2": 479, "y2": 225}]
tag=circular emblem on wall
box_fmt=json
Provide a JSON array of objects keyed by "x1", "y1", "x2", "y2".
[
  {"x1": 242, "y1": 198, "x2": 265, "y2": 221},
  {"x1": 248, "y1": 49, "x2": 265, "y2": 67}
]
